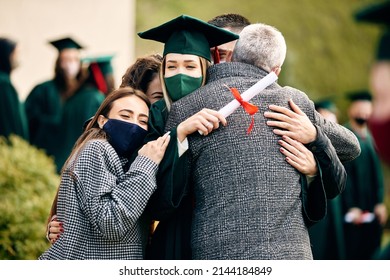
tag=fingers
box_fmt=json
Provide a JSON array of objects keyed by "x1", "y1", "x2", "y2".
[
  {"x1": 278, "y1": 136, "x2": 317, "y2": 176},
  {"x1": 48, "y1": 217, "x2": 64, "y2": 244},
  {"x1": 201, "y1": 109, "x2": 227, "y2": 127},
  {"x1": 288, "y1": 99, "x2": 304, "y2": 115},
  {"x1": 279, "y1": 139, "x2": 301, "y2": 161},
  {"x1": 150, "y1": 132, "x2": 171, "y2": 150},
  {"x1": 264, "y1": 111, "x2": 291, "y2": 123},
  {"x1": 159, "y1": 132, "x2": 171, "y2": 150},
  {"x1": 266, "y1": 120, "x2": 292, "y2": 131},
  {"x1": 192, "y1": 109, "x2": 227, "y2": 136},
  {"x1": 266, "y1": 104, "x2": 296, "y2": 118},
  {"x1": 271, "y1": 128, "x2": 296, "y2": 139}
]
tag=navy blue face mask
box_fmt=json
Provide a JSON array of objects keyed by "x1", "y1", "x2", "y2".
[{"x1": 102, "y1": 119, "x2": 148, "y2": 158}]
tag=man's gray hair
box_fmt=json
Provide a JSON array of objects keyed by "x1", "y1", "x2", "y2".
[{"x1": 232, "y1": 23, "x2": 287, "y2": 73}]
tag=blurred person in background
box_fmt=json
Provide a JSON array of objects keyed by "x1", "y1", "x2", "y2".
[
  {"x1": 354, "y1": 0, "x2": 390, "y2": 166},
  {"x1": 354, "y1": 0, "x2": 390, "y2": 260},
  {"x1": 0, "y1": 37, "x2": 28, "y2": 140},
  {"x1": 25, "y1": 37, "x2": 86, "y2": 172},
  {"x1": 82, "y1": 54, "x2": 116, "y2": 96},
  {"x1": 308, "y1": 99, "x2": 346, "y2": 259},
  {"x1": 55, "y1": 55, "x2": 111, "y2": 171},
  {"x1": 341, "y1": 91, "x2": 387, "y2": 259},
  {"x1": 314, "y1": 99, "x2": 338, "y2": 123}
]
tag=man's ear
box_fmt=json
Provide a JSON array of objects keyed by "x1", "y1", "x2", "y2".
[
  {"x1": 98, "y1": 115, "x2": 107, "y2": 129},
  {"x1": 272, "y1": 66, "x2": 281, "y2": 76}
]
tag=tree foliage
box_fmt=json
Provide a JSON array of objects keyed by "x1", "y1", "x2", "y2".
[{"x1": 0, "y1": 135, "x2": 59, "y2": 259}]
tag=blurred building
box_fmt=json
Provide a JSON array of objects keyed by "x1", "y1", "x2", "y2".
[{"x1": 0, "y1": 0, "x2": 135, "y2": 100}]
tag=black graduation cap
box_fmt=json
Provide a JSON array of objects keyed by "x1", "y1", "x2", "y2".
[
  {"x1": 137, "y1": 14, "x2": 239, "y2": 61},
  {"x1": 81, "y1": 55, "x2": 115, "y2": 94},
  {"x1": 354, "y1": 0, "x2": 390, "y2": 26},
  {"x1": 49, "y1": 37, "x2": 83, "y2": 52},
  {"x1": 376, "y1": 30, "x2": 390, "y2": 60},
  {"x1": 82, "y1": 54, "x2": 114, "y2": 75},
  {"x1": 354, "y1": 1, "x2": 390, "y2": 60},
  {"x1": 314, "y1": 99, "x2": 338, "y2": 113},
  {"x1": 347, "y1": 90, "x2": 372, "y2": 102}
]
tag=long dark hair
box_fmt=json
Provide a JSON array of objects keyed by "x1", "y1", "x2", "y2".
[{"x1": 48, "y1": 87, "x2": 150, "y2": 223}]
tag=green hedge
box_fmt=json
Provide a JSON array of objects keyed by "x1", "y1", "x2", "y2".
[{"x1": 0, "y1": 135, "x2": 59, "y2": 260}]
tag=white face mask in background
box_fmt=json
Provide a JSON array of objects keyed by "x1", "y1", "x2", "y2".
[{"x1": 61, "y1": 61, "x2": 80, "y2": 79}]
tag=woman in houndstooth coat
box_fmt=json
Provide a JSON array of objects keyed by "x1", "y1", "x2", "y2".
[{"x1": 39, "y1": 87, "x2": 170, "y2": 259}]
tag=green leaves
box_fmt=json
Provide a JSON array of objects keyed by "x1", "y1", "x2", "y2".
[{"x1": 0, "y1": 135, "x2": 60, "y2": 259}]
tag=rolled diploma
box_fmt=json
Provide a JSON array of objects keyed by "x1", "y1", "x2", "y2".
[
  {"x1": 199, "y1": 71, "x2": 278, "y2": 134},
  {"x1": 219, "y1": 71, "x2": 278, "y2": 117}
]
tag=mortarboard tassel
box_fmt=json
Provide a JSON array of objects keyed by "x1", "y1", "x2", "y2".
[{"x1": 90, "y1": 62, "x2": 107, "y2": 94}]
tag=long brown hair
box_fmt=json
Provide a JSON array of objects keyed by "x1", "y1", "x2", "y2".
[
  {"x1": 120, "y1": 53, "x2": 163, "y2": 92},
  {"x1": 48, "y1": 87, "x2": 150, "y2": 223}
]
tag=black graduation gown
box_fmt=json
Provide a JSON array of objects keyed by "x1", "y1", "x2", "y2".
[
  {"x1": 306, "y1": 126, "x2": 347, "y2": 260},
  {"x1": 25, "y1": 80, "x2": 104, "y2": 172},
  {"x1": 341, "y1": 125, "x2": 385, "y2": 260},
  {"x1": 0, "y1": 71, "x2": 29, "y2": 140},
  {"x1": 144, "y1": 99, "x2": 192, "y2": 260},
  {"x1": 55, "y1": 84, "x2": 105, "y2": 170}
]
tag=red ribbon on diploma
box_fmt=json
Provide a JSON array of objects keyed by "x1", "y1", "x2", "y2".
[{"x1": 226, "y1": 85, "x2": 259, "y2": 134}]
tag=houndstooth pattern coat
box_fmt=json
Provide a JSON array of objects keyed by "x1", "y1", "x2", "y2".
[
  {"x1": 39, "y1": 139, "x2": 158, "y2": 259},
  {"x1": 165, "y1": 62, "x2": 360, "y2": 260}
]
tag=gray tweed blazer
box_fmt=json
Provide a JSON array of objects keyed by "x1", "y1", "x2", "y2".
[
  {"x1": 165, "y1": 62, "x2": 360, "y2": 260},
  {"x1": 39, "y1": 139, "x2": 158, "y2": 259}
]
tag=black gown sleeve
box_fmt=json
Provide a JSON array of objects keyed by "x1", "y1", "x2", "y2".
[{"x1": 301, "y1": 125, "x2": 347, "y2": 226}]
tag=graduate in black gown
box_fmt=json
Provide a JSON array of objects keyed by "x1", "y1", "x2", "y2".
[
  {"x1": 341, "y1": 91, "x2": 387, "y2": 260},
  {"x1": 0, "y1": 37, "x2": 28, "y2": 140},
  {"x1": 25, "y1": 37, "x2": 104, "y2": 172},
  {"x1": 137, "y1": 15, "x2": 238, "y2": 260}
]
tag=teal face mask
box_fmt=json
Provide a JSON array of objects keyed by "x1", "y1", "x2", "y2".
[{"x1": 164, "y1": 74, "x2": 203, "y2": 102}]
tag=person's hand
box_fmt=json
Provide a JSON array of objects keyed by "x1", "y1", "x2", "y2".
[
  {"x1": 177, "y1": 108, "x2": 227, "y2": 141},
  {"x1": 374, "y1": 203, "x2": 388, "y2": 226},
  {"x1": 138, "y1": 132, "x2": 171, "y2": 164},
  {"x1": 278, "y1": 135, "x2": 317, "y2": 176},
  {"x1": 47, "y1": 215, "x2": 63, "y2": 244},
  {"x1": 264, "y1": 99, "x2": 317, "y2": 144},
  {"x1": 346, "y1": 207, "x2": 363, "y2": 225}
]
